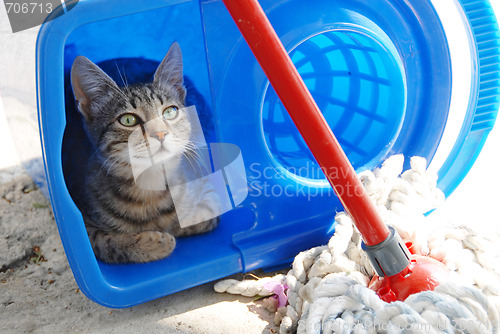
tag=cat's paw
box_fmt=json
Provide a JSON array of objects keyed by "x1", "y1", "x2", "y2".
[{"x1": 130, "y1": 231, "x2": 176, "y2": 263}]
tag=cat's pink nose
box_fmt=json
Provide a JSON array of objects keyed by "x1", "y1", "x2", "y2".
[{"x1": 152, "y1": 131, "x2": 167, "y2": 142}]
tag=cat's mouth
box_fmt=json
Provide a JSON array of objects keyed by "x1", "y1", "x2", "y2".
[
  {"x1": 151, "y1": 146, "x2": 179, "y2": 164},
  {"x1": 128, "y1": 144, "x2": 183, "y2": 185},
  {"x1": 130, "y1": 139, "x2": 184, "y2": 165},
  {"x1": 130, "y1": 148, "x2": 175, "y2": 164}
]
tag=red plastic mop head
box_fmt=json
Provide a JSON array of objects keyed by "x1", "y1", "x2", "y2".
[{"x1": 369, "y1": 251, "x2": 450, "y2": 303}]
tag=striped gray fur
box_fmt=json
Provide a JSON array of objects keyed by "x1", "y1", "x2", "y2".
[{"x1": 70, "y1": 42, "x2": 219, "y2": 263}]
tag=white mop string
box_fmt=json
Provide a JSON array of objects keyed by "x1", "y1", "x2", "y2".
[{"x1": 214, "y1": 155, "x2": 500, "y2": 333}]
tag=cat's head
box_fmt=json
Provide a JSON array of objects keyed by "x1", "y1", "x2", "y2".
[{"x1": 71, "y1": 42, "x2": 192, "y2": 178}]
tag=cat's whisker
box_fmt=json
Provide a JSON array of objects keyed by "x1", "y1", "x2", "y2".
[
  {"x1": 185, "y1": 152, "x2": 211, "y2": 178},
  {"x1": 182, "y1": 151, "x2": 200, "y2": 176},
  {"x1": 187, "y1": 139, "x2": 208, "y2": 147},
  {"x1": 97, "y1": 155, "x2": 115, "y2": 176},
  {"x1": 182, "y1": 147, "x2": 212, "y2": 176},
  {"x1": 106, "y1": 161, "x2": 118, "y2": 174},
  {"x1": 114, "y1": 61, "x2": 129, "y2": 87},
  {"x1": 182, "y1": 142, "x2": 201, "y2": 154},
  {"x1": 183, "y1": 143, "x2": 211, "y2": 171},
  {"x1": 103, "y1": 156, "x2": 126, "y2": 175}
]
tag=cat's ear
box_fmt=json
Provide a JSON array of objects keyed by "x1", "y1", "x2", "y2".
[
  {"x1": 154, "y1": 42, "x2": 186, "y2": 102},
  {"x1": 71, "y1": 56, "x2": 120, "y2": 120}
]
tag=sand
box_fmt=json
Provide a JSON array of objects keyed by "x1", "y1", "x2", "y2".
[{"x1": 0, "y1": 172, "x2": 279, "y2": 334}]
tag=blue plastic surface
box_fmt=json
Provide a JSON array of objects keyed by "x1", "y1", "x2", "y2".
[
  {"x1": 437, "y1": 0, "x2": 500, "y2": 196},
  {"x1": 35, "y1": 0, "x2": 499, "y2": 307}
]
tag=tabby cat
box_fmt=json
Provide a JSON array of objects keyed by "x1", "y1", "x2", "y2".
[{"x1": 70, "y1": 42, "x2": 219, "y2": 263}]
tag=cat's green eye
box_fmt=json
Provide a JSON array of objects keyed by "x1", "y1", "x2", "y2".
[
  {"x1": 163, "y1": 106, "x2": 179, "y2": 120},
  {"x1": 118, "y1": 113, "x2": 140, "y2": 127}
]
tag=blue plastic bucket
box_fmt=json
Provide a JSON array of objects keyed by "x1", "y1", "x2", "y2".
[{"x1": 36, "y1": 0, "x2": 500, "y2": 307}]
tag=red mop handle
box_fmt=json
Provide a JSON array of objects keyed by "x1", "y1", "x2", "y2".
[{"x1": 222, "y1": 0, "x2": 390, "y2": 246}]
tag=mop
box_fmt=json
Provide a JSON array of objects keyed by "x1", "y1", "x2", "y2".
[
  {"x1": 214, "y1": 0, "x2": 500, "y2": 332},
  {"x1": 215, "y1": 155, "x2": 500, "y2": 333}
]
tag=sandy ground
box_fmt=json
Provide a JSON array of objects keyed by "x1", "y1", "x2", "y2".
[{"x1": 0, "y1": 172, "x2": 280, "y2": 334}]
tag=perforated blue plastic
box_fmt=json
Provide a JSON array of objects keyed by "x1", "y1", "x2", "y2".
[
  {"x1": 36, "y1": 0, "x2": 500, "y2": 307},
  {"x1": 262, "y1": 30, "x2": 406, "y2": 180}
]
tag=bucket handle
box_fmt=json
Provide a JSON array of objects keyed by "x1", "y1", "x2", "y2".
[{"x1": 437, "y1": 0, "x2": 500, "y2": 196}]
